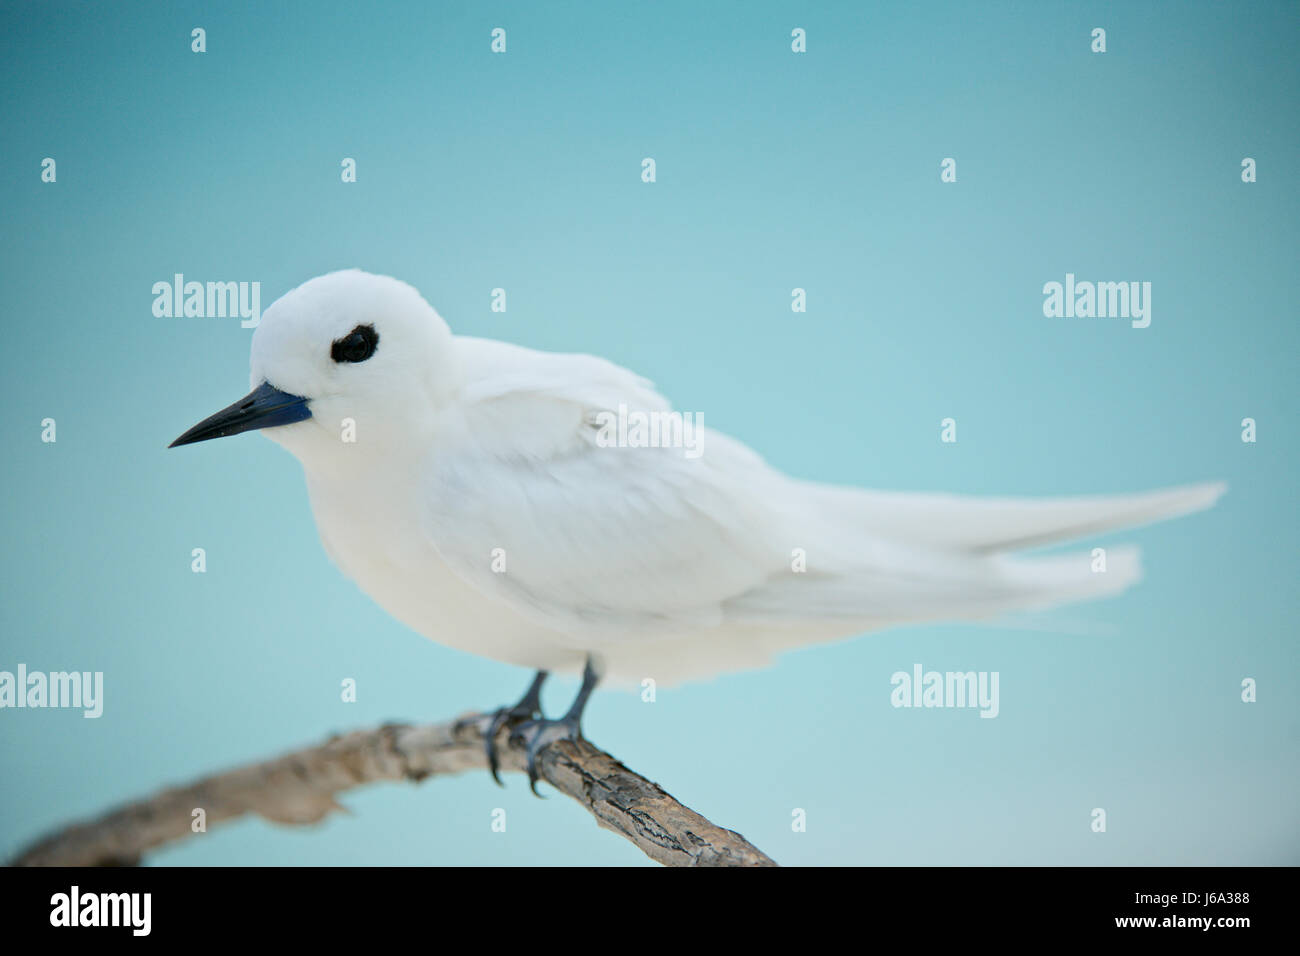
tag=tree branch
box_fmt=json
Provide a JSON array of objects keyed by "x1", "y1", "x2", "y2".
[{"x1": 9, "y1": 715, "x2": 777, "y2": 867}]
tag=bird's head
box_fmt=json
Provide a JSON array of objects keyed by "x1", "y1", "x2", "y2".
[{"x1": 169, "y1": 270, "x2": 459, "y2": 465}]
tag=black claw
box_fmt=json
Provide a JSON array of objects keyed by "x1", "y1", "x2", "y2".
[
  {"x1": 508, "y1": 713, "x2": 583, "y2": 796},
  {"x1": 484, "y1": 707, "x2": 511, "y2": 786},
  {"x1": 526, "y1": 744, "x2": 545, "y2": 797},
  {"x1": 523, "y1": 725, "x2": 544, "y2": 796},
  {"x1": 507, "y1": 657, "x2": 600, "y2": 796},
  {"x1": 477, "y1": 658, "x2": 600, "y2": 793},
  {"x1": 481, "y1": 670, "x2": 548, "y2": 786}
]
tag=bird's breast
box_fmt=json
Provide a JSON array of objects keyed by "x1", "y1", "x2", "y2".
[{"x1": 301, "y1": 469, "x2": 570, "y2": 670}]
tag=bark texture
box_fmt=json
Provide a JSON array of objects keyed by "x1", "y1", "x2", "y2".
[{"x1": 11, "y1": 716, "x2": 777, "y2": 867}]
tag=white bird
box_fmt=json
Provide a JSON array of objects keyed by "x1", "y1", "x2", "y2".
[{"x1": 171, "y1": 270, "x2": 1226, "y2": 785}]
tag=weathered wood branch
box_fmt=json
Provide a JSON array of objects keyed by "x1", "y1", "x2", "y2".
[{"x1": 10, "y1": 715, "x2": 777, "y2": 867}]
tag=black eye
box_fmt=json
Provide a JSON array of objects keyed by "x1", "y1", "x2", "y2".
[{"x1": 331, "y1": 324, "x2": 379, "y2": 363}]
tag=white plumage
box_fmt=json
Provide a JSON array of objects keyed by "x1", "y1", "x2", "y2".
[{"x1": 236, "y1": 270, "x2": 1224, "y2": 685}]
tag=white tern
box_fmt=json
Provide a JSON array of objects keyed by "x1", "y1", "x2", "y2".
[{"x1": 171, "y1": 270, "x2": 1226, "y2": 784}]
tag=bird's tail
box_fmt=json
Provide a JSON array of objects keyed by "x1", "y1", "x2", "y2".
[
  {"x1": 991, "y1": 544, "x2": 1143, "y2": 610},
  {"x1": 803, "y1": 480, "x2": 1227, "y2": 555},
  {"x1": 731, "y1": 480, "x2": 1228, "y2": 627},
  {"x1": 650, "y1": 482, "x2": 1224, "y2": 685}
]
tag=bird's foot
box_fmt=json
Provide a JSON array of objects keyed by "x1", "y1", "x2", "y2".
[
  {"x1": 508, "y1": 713, "x2": 585, "y2": 796},
  {"x1": 507, "y1": 656, "x2": 599, "y2": 795},
  {"x1": 462, "y1": 670, "x2": 549, "y2": 786}
]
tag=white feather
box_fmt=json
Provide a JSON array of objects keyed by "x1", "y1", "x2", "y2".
[{"x1": 247, "y1": 271, "x2": 1227, "y2": 685}]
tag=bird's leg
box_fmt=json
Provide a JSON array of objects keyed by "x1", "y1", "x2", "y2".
[
  {"x1": 480, "y1": 669, "x2": 549, "y2": 786},
  {"x1": 509, "y1": 656, "x2": 600, "y2": 796}
]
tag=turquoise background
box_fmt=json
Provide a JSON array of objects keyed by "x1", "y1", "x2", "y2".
[{"x1": 1, "y1": 0, "x2": 1296, "y2": 865}]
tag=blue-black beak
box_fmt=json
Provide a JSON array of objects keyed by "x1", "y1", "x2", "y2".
[{"x1": 169, "y1": 381, "x2": 312, "y2": 448}]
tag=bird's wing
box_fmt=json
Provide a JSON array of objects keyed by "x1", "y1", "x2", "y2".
[
  {"x1": 425, "y1": 340, "x2": 1225, "y2": 655},
  {"x1": 425, "y1": 339, "x2": 808, "y2": 639}
]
